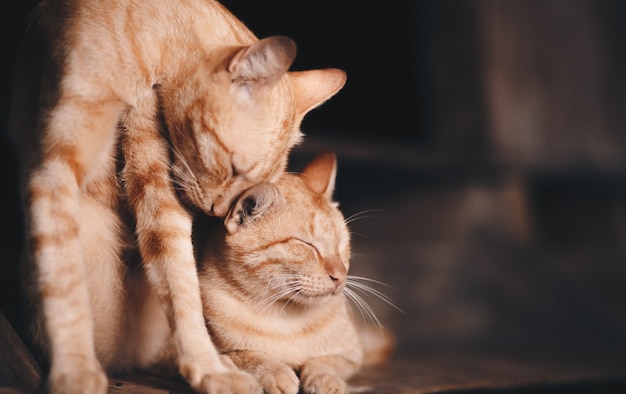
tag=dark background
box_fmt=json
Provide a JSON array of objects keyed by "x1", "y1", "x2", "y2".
[{"x1": 2, "y1": 0, "x2": 626, "y2": 372}]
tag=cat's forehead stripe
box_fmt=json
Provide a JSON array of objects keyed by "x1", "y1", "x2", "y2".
[
  {"x1": 248, "y1": 237, "x2": 293, "y2": 254},
  {"x1": 308, "y1": 211, "x2": 316, "y2": 234}
]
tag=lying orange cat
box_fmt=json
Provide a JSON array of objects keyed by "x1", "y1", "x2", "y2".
[
  {"x1": 196, "y1": 152, "x2": 392, "y2": 393},
  {"x1": 62, "y1": 153, "x2": 389, "y2": 394}
]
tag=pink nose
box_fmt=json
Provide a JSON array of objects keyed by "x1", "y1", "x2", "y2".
[
  {"x1": 329, "y1": 272, "x2": 346, "y2": 289},
  {"x1": 210, "y1": 197, "x2": 230, "y2": 217},
  {"x1": 326, "y1": 259, "x2": 347, "y2": 289}
]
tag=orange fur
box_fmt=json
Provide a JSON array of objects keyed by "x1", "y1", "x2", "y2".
[
  {"x1": 196, "y1": 153, "x2": 367, "y2": 394},
  {"x1": 10, "y1": 1, "x2": 345, "y2": 393},
  {"x1": 69, "y1": 154, "x2": 385, "y2": 394}
]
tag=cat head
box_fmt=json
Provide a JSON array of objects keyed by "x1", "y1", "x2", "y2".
[
  {"x1": 214, "y1": 152, "x2": 350, "y2": 308},
  {"x1": 159, "y1": 36, "x2": 346, "y2": 217}
]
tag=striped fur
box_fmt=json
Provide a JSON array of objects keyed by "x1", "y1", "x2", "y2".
[
  {"x1": 85, "y1": 153, "x2": 365, "y2": 394},
  {"x1": 9, "y1": 1, "x2": 345, "y2": 393},
  {"x1": 196, "y1": 153, "x2": 364, "y2": 394}
]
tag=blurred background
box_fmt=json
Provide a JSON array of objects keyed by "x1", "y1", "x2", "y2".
[{"x1": 2, "y1": 0, "x2": 626, "y2": 377}]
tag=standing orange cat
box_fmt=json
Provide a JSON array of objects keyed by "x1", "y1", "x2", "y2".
[{"x1": 9, "y1": 0, "x2": 345, "y2": 393}]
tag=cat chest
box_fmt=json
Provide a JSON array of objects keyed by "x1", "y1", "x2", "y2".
[{"x1": 208, "y1": 302, "x2": 358, "y2": 366}]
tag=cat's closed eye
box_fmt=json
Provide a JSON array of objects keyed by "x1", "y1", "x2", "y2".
[
  {"x1": 292, "y1": 238, "x2": 323, "y2": 260},
  {"x1": 294, "y1": 238, "x2": 317, "y2": 250}
]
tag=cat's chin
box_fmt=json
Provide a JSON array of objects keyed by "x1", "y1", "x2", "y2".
[{"x1": 289, "y1": 292, "x2": 339, "y2": 308}]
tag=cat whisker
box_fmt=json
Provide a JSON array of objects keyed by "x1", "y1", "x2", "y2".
[
  {"x1": 257, "y1": 284, "x2": 302, "y2": 312},
  {"x1": 169, "y1": 175, "x2": 193, "y2": 195},
  {"x1": 264, "y1": 275, "x2": 300, "y2": 289},
  {"x1": 169, "y1": 144, "x2": 198, "y2": 183},
  {"x1": 264, "y1": 280, "x2": 300, "y2": 292},
  {"x1": 346, "y1": 278, "x2": 404, "y2": 314},
  {"x1": 269, "y1": 289, "x2": 301, "y2": 313},
  {"x1": 344, "y1": 209, "x2": 386, "y2": 225},
  {"x1": 349, "y1": 231, "x2": 372, "y2": 242},
  {"x1": 348, "y1": 275, "x2": 398, "y2": 290},
  {"x1": 150, "y1": 171, "x2": 194, "y2": 196},
  {"x1": 344, "y1": 287, "x2": 382, "y2": 328},
  {"x1": 167, "y1": 148, "x2": 202, "y2": 197},
  {"x1": 261, "y1": 283, "x2": 299, "y2": 298},
  {"x1": 279, "y1": 289, "x2": 303, "y2": 314},
  {"x1": 268, "y1": 274, "x2": 302, "y2": 280},
  {"x1": 256, "y1": 293, "x2": 288, "y2": 312},
  {"x1": 170, "y1": 163, "x2": 197, "y2": 188},
  {"x1": 169, "y1": 172, "x2": 190, "y2": 191}
]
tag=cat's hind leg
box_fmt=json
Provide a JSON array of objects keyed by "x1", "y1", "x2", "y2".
[{"x1": 24, "y1": 97, "x2": 123, "y2": 394}]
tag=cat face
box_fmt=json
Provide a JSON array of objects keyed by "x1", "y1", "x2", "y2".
[
  {"x1": 160, "y1": 37, "x2": 346, "y2": 217},
  {"x1": 221, "y1": 152, "x2": 351, "y2": 308}
]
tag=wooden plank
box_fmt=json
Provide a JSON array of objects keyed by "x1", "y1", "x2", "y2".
[{"x1": 108, "y1": 373, "x2": 194, "y2": 394}]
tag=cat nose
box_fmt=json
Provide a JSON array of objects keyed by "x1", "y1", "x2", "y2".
[
  {"x1": 329, "y1": 273, "x2": 346, "y2": 289},
  {"x1": 325, "y1": 255, "x2": 347, "y2": 289},
  {"x1": 209, "y1": 196, "x2": 229, "y2": 217},
  {"x1": 328, "y1": 267, "x2": 347, "y2": 289}
]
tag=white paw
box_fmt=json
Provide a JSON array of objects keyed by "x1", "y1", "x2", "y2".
[
  {"x1": 196, "y1": 370, "x2": 262, "y2": 394},
  {"x1": 48, "y1": 360, "x2": 108, "y2": 394},
  {"x1": 258, "y1": 363, "x2": 299, "y2": 394},
  {"x1": 300, "y1": 373, "x2": 348, "y2": 394}
]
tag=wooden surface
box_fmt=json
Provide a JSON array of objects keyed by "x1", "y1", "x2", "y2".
[
  {"x1": 349, "y1": 352, "x2": 626, "y2": 393},
  {"x1": 3, "y1": 317, "x2": 626, "y2": 394},
  {"x1": 106, "y1": 350, "x2": 626, "y2": 393}
]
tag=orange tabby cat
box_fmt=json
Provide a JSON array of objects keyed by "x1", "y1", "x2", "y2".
[
  {"x1": 80, "y1": 153, "x2": 384, "y2": 394},
  {"x1": 46, "y1": 152, "x2": 392, "y2": 394},
  {"x1": 9, "y1": 0, "x2": 345, "y2": 393},
  {"x1": 195, "y1": 152, "x2": 366, "y2": 394}
]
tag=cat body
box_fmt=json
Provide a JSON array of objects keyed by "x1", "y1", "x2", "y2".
[
  {"x1": 196, "y1": 152, "x2": 363, "y2": 394},
  {"x1": 10, "y1": 0, "x2": 346, "y2": 392},
  {"x1": 80, "y1": 153, "x2": 365, "y2": 394}
]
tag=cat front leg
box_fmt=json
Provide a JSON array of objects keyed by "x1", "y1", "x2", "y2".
[
  {"x1": 299, "y1": 355, "x2": 361, "y2": 394},
  {"x1": 121, "y1": 94, "x2": 261, "y2": 394},
  {"x1": 226, "y1": 350, "x2": 299, "y2": 394}
]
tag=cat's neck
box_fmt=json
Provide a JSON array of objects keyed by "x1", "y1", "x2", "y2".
[{"x1": 108, "y1": 0, "x2": 256, "y2": 83}]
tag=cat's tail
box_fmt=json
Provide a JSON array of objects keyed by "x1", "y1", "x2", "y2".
[{"x1": 358, "y1": 326, "x2": 395, "y2": 367}]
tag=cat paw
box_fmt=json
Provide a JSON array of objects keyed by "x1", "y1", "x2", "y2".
[
  {"x1": 258, "y1": 363, "x2": 299, "y2": 394},
  {"x1": 48, "y1": 360, "x2": 108, "y2": 394},
  {"x1": 196, "y1": 370, "x2": 262, "y2": 394},
  {"x1": 300, "y1": 373, "x2": 348, "y2": 394}
]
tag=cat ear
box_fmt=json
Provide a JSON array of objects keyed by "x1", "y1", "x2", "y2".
[
  {"x1": 290, "y1": 69, "x2": 347, "y2": 117},
  {"x1": 225, "y1": 183, "x2": 285, "y2": 234},
  {"x1": 228, "y1": 36, "x2": 297, "y2": 93},
  {"x1": 301, "y1": 151, "x2": 337, "y2": 200}
]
